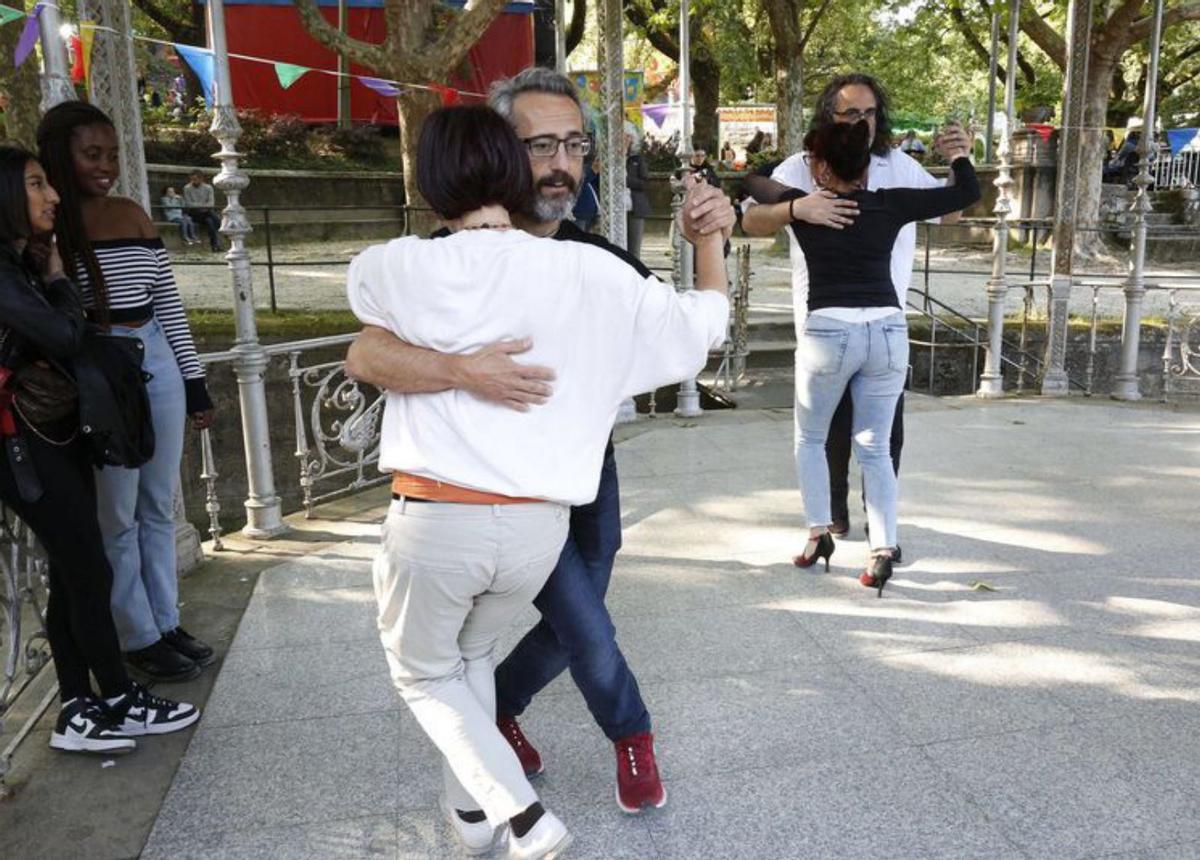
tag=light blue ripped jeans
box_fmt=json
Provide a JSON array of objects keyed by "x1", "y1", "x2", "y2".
[
  {"x1": 96, "y1": 319, "x2": 187, "y2": 651},
  {"x1": 793, "y1": 312, "x2": 908, "y2": 550}
]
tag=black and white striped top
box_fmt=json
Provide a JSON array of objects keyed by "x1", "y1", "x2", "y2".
[{"x1": 74, "y1": 237, "x2": 212, "y2": 413}]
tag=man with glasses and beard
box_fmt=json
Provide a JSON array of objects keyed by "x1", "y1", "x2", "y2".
[{"x1": 346, "y1": 68, "x2": 735, "y2": 816}]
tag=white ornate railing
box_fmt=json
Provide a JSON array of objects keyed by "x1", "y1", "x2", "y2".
[
  {"x1": 0, "y1": 518, "x2": 51, "y2": 781},
  {"x1": 196, "y1": 333, "x2": 387, "y2": 549}
]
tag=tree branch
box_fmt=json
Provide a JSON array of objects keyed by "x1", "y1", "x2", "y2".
[
  {"x1": 624, "y1": 1, "x2": 681, "y2": 60},
  {"x1": 1018, "y1": 2, "x2": 1066, "y2": 70},
  {"x1": 799, "y1": 0, "x2": 835, "y2": 49},
  {"x1": 566, "y1": 0, "x2": 587, "y2": 54},
  {"x1": 131, "y1": 0, "x2": 189, "y2": 39},
  {"x1": 418, "y1": 0, "x2": 509, "y2": 76},
  {"x1": 1127, "y1": 1, "x2": 1200, "y2": 43},
  {"x1": 949, "y1": 1, "x2": 1002, "y2": 82},
  {"x1": 291, "y1": 0, "x2": 392, "y2": 72}
]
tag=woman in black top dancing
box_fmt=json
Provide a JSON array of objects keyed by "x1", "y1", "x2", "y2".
[{"x1": 746, "y1": 120, "x2": 979, "y2": 594}]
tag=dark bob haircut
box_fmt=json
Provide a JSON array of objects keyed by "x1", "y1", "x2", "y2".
[
  {"x1": 416, "y1": 105, "x2": 533, "y2": 221},
  {"x1": 0, "y1": 145, "x2": 36, "y2": 244},
  {"x1": 812, "y1": 73, "x2": 893, "y2": 157},
  {"x1": 803, "y1": 120, "x2": 872, "y2": 184}
]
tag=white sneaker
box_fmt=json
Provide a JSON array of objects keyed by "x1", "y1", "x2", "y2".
[
  {"x1": 507, "y1": 810, "x2": 571, "y2": 860},
  {"x1": 106, "y1": 682, "x2": 200, "y2": 736},
  {"x1": 439, "y1": 794, "x2": 498, "y2": 856},
  {"x1": 49, "y1": 698, "x2": 136, "y2": 755}
]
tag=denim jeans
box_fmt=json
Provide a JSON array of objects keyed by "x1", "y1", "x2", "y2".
[
  {"x1": 374, "y1": 498, "x2": 568, "y2": 825},
  {"x1": 794, "y1": 312, "x2": 908, "y2": 550},
  {"x1": 96, "y1": 319, "x2": 187, "y2": 651},
  {"x1": 494, "y1": 444, "x2": 651, "y2": 741}
]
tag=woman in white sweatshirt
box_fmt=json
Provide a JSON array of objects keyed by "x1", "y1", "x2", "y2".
[{"x1": 346, "y1": 105, "x2": 728, "y2": 859}]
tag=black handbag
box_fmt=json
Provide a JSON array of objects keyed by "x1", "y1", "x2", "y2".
[{"x1": 74, "y1": 329, "x2": 155, "y2": 468}]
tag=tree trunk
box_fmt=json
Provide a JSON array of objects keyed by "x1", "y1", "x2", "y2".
[
  {"x1": 691, "y1": 57, "x2": 719, "y2": 154},
  {"x1": 396, "y1": 87, "x2": 442, "y2": 222},
  {"x1": 775, "y1": 42, "x2": 805, "y2": 153},
  {"x1": 1072, "y1": 54, "x2": 1118, "y2": 259},
  {"x1": 0, "y1": 17, "x2": 43, "y2": 149}
]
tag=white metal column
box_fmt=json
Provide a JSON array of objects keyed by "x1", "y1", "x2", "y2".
[
  {"x1": 208, "y1": 0, "x2": 287, "y2": 537},
  {"x1": 1112, "y1": 0, "x2": 1165, "y2": 401},
  {"x1": 977, "y1": 0, "x2": 1020, "y2": 398},
  {"x1": 36, "y1": 4, "x2": 75, "y2": 109},
  {"x1": 1041, "y1": 0, "x2": 1092, "y2": 396}
]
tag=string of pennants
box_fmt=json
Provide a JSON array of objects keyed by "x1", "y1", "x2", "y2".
[{"x1": 1, "y1": 2, "x2": 476, "y2": 106}]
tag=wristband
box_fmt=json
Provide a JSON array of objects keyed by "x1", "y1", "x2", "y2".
[{"x1": 788, "y1": 198, "x2": 796, "y2": 221}]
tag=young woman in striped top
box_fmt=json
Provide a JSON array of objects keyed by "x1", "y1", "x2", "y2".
[{"x1": 37, "y1": 102, "x2": 215, "y2": 682}]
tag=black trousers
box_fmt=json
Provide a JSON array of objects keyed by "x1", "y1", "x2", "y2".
[
  {"x1": 0, "y1": 431, "x2": 130, "y2": 702},
  {"x1": 188, "y1": 208, "x2": 222, "y2": 249},
  {"x1": 827, "y1": 389, "x2": 904, "y2": 524}
]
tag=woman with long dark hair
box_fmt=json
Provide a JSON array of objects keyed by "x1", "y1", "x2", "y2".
[
  {"x1": 745, "y1": 119, "x2": 979, "y2": 594},
  {"x1": 0, "y1": 145, "x2": 198, "y2": 753},
  {"x1": 37, "y1": 102, "x2": 215, "y2": 682}
]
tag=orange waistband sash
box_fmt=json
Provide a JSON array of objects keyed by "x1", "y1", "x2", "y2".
[{"x1": 391, "y1": 472, "x2": 541, "y2": 505}]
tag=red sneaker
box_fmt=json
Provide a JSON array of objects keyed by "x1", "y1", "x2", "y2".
[
  {"x1": 498, "y1": 715, "x2": 544, "y2": 777},
  {"x1": 614, "y1": 731, "x2": 666, "y2": 813}
]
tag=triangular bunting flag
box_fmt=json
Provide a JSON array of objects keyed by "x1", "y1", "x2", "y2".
[
  {"x1": 14, "y1": 2, "x2": 42, "y2": 68},
  {"x1": 80, "y1": 23, "x2": 96, "y2": 84},
  {"x1": 274, "y1": 62, "x2": 309, "y2": 90},
  {"x1": 431, "y1": 84, "x2": 460, "y2": 106},
  {"x1": 0, "y1": 6, "x2": 24, "y2": 26},
  {"x1": 360, "y1": 76, "x2": 401, "y2": 97},
  {"x1": 174, "y1": 43, "x2": 215, "y2": 105}
]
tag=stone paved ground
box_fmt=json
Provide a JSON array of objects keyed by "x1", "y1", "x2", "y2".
[
  {"x1": 173, "y1": 235, "x2": 1200, "y2": 321},
  {"x1": 128, "y1": 396, "x2": 1200, "y2": 859}
]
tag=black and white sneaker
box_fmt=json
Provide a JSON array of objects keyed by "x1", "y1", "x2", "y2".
[
  {"x1": 49, "y1": 698, "x2": 137, "y2": 755},
  {"x1": 106, "y1": 683, "x2": 201, "y2": 736}
]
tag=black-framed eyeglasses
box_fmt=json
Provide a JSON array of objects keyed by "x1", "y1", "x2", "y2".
[
  {"x1": 522, "y1": 135, "x2": 593, "y2": 159},
  {"x1": 833, "y1": 107, "x2": 878, "y2": 122}
]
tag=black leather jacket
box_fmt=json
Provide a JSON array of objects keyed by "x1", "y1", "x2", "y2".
[
  {"x1": 0, "y1": 243, "x2": 87, "y2": 502},
  {"x1": 0, "y1": 244, "x2": 87, "y2": 370}
]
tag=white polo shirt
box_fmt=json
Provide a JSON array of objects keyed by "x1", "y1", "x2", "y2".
[
  {"x1": 766, "y1": 149, "x2": 941, "y2": 333},
  {"x1": 346, "y1": 229, "x2": 728, "y2": 506}
]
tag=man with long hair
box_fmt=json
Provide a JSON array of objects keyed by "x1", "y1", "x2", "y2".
[{"x1": 743, "y1": 72, "x2": 971, "y2": 553}]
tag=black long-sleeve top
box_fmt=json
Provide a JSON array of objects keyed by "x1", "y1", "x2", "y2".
[{"x1": 777, "y1": 156, "x2": 980, "y2": 312}]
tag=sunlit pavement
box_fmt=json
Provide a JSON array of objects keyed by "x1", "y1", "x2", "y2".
[{"x1": 141, "y1": 396, "x2": 1200, "y2": 859}]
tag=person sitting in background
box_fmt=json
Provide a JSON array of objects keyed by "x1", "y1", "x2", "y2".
[
  {"x1": 899, "y1": 130, "x2": 926, "y2": 157},
  {"x1": 181, "y1": 172, "x2": 223, "y2": 252},
  {"x1": 719, "y1": 142, "x2": 736, "y2": 169},
  {"x1": 160, "y1": 187, "x2": 198, "y2": 246}
]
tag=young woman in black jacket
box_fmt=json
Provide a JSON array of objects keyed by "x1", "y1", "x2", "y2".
[{"x1": 0, "y1": 146, "x2": 199, "y2": 754}]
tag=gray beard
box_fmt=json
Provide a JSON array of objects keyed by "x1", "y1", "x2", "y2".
[{"x1": 531, "y1": 190, "x2": 578, "y2": 223}]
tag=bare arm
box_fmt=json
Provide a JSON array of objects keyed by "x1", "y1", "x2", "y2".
[
  {"x1": 345, "y1": 326, "x2": 556, "y2": 412},
  {"x1": 740, "y1": 199, "x2": 794, "y2": 236}
]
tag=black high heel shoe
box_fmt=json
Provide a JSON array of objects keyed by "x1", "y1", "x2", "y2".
[
  {"x1": 793, "y1": 532, "x2": 835, "y2": 571},
  {"x1": 859, "y1": 554, "x2": 893, "y2": 597}
]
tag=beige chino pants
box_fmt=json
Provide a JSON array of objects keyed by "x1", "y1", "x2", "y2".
[{"x1": 373, "y1": 497, "x2": 568, "y2": 825}]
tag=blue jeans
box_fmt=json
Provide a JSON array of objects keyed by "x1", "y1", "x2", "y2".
[
  {"x1": 96, "y1": 319, "x2": 187, "y2": 651},
  {"x1": 494, "y1": 444, "x2": 651, "y2": 742},
  {"x1": 794, "y1": 312, "x2": 908, "y2": 550}
]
